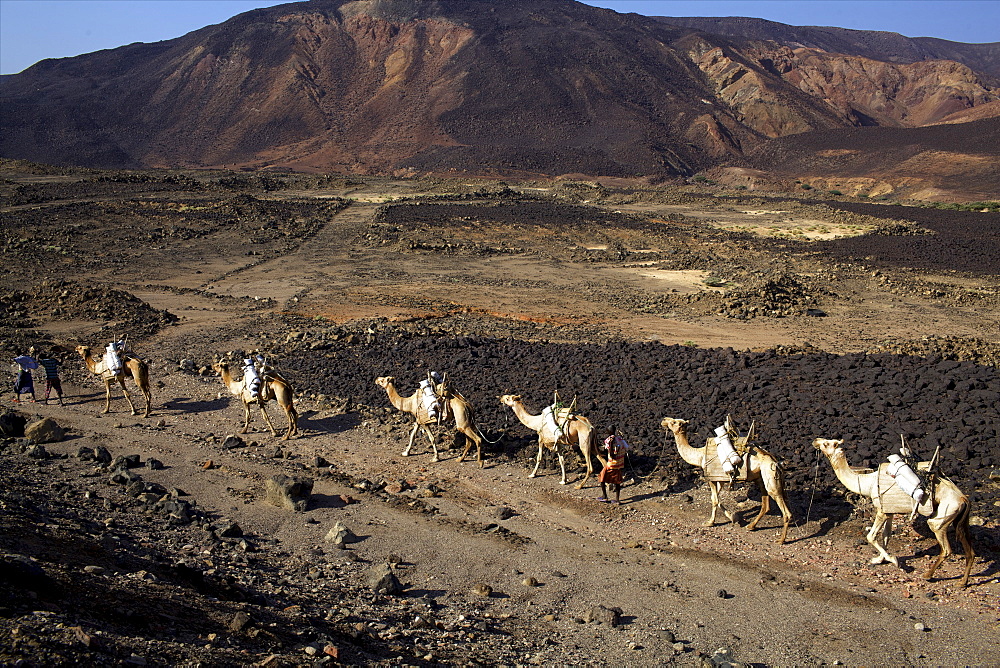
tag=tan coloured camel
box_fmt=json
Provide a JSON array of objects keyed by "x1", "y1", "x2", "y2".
[
  {"x1": 76, "y1": 345, "x2": 152, "y2": 417},
  {"x1": 813, "y1": 438, "x2": 974, "y2": 587},
  {"x1": 213, "y1": 361, "x2": 298, "y2": 440},
  {"x1": 375, "y1": 376, "x2": 485, "y2": 465},
  {"x1": 661, "y1": 416, "x2": 793, "y2": 543},
  {"x1": 499, "y1": 394, "x2": 605, "y2": 489}
]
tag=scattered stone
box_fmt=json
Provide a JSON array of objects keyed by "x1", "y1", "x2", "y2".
[
  {"x1": 366, "y1": 563, "x2": 402, "y2": 594},
  {"x1": 657, "y1": 629, "x2": 676, "y2": 643},
  {"x1": 325, "y1": 522, "x2": 356, "y2": 546},
  {"x1": 472, "y1": 583, "x2": 493, "y2": 597},
  {"x1": 202, "y1": 460, "x2": 214, "y2": 470},
  {"x1": 222, "y1": 434, "x2": 246, "y2": 449},
  {"x1": 25, "y1": 444, "x2": 50, "y2": 459},
  {"x1": 25, "y1": 417, "x2": 65, "y2": 444},
  {"x1": 230, "y1": 611, "x2": 252, "y2": 633},
  {"x1": 71, "y1": 626, "x2": 102, "y2": 649},
  {"x1": 217, "y1": 521, "x2": 243, "y2": 538},
  {"x1": 83, "y1": 565, "x2": 105, "y2": 575},
  {"x1": 264, "y1": 474, "x2": 313, "y2": 511},
  {"x1": 583, "y1": 605, "x2": 622, "y2": 626},
  {"x1": 145, "y1": 457, "x2": 163, "y2": 470},
  {"x1": 522, "y1": 576, "x2": 538, "y2": 587},
  {"x1": 710, "y1": 647, "x2": 737, "y2": 667},
  {"x1": 0, "y1": 411, "x2": 27, "y2": 438},
  {"x1": 914, "y1": 622, "x2": 928, "y2": 632}
]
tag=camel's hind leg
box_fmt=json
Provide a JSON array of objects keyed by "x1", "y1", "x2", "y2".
[
  {"x1": 573, "y1": 439, "x2": 595, "y2": 490},
  {"x1": 258, "y1": 404, "x2": 279, "y2": 437},
  {"x1": 113, "y1": 377, "x2": 138, "y2": 415},
  {"x1": 924, "y1": 499, "x2": 974, "y2": 586},
  {"x1": 557, "y1": 450, "x2": 568, "y2": 485},
  {"x1": 280, "y1": 401, "x2": 299, "y2": 440},
  {"x1": 752, "y1": 469, "x2": 794, "y2": 543},
  {"x1": 457, "y1": 428, "x2": 483, "y2": 468},
  {"x1": 240, "y1": 402, "x2": 253, "y2": 434}
]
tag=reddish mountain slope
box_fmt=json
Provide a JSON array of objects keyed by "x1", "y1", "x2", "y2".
[{"x1": 0, "y1": 0, "x2": 997, "y2": 183}]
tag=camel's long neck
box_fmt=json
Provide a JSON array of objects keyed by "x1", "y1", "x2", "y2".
[
  {"x1": 220, "y1": 367, "x2": 242, "y2": 393},
  {"x1": 824, "y1": 449, "x2": 868, "y2": 496},
  {"x1": 509, "y1": 401, "x2": 543, "y2": 431},
  {"x1": 671, "y1": 427, "x2": 704, "y2": 467},
  {"x1": 383, "y1": 383, "x2": 407, "y2": 411},
  {"x1": 79, "y1": 350, "x2": 98, "y2": 373}
]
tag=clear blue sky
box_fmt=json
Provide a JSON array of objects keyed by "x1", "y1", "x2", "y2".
[{"x1": 2, "y1": 0, "x2": 998, "y2": 75}]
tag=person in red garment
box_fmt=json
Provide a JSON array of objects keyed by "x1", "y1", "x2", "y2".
[{"x1": 597, "y1": 425, "x2": 629, "y2": 504}]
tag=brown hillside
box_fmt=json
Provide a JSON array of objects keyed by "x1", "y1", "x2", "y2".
[
  {"x1": 742, "y1": 117, "x2": 1000, "y2": 200},
  {"x1": 1, "y1": 0, "x2": 996, "y2": 181}
]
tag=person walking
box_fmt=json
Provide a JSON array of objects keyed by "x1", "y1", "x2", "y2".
[
  {"x1": 597, "y1": 425, "x2": 629, "y2": 504},
  {"x1": 12, "y1": 349, "x2": 38, "y2": 403},
  {"x1": 38, "y1": 351, "x2": 64, "y2": 405}
]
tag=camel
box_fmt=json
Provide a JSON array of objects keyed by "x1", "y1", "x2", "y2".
[
  {"x1": 661, "y1": 416, "x2": 793, "y2": 543},
  {"x1": 76, "y1": 344, "x2": 152, "y2": 417},
  {"x1": 374, "y1": 376, "x2": 485, "y2": 465},
  {"x1": 499, "y1": 394, "x2": 605, "y2": 489},
  {"x1": 213, "y1": 360, "x2": 298, "y2": 440},
  {"x1": 813, "y1": 438, "x2": 974, "y2": 587}
]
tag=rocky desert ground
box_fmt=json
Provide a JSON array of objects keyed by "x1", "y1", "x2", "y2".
[{"x1": 1, "y1": 163, "x2": 999, "y2": 666}]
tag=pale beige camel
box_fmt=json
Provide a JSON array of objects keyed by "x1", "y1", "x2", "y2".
[
  {"x1": 813, "y1": 438, "x2": 974, "y2": 587},
  {"x1": 76, "y1": 345, "x2": 152, "y2": 417},
  {"x1": 499, "y1": 394, "x2": 605, "y2": 489},
  {"x1": 661, "y1": 416, "x2": 793, "y2": 543},
  {"x1": 213, "y1": 361, "x2": 298, "y2": 440},
  {"x1": 375, "y1": 376, "x2": 485, "y2": 465}
]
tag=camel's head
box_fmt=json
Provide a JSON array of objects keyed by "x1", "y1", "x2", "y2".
[
  {"x1": 212, "y1": 360, "x2": 229, "y2": 375},
  {"x1": 375, "y1": 376, "x2": 394, "y2": 389},
  {"x1": 75, "y1": 344, "x2": 90, "y2": 357},
  {"x1": 661, "y1": 417, "x2": 689, "y2": 433},
  {"x1": 499, "y1": 394, "x2": 521, "y2": 407},
  {"x1": 812, "y1": 438, "x2": 844, "y2": 457}
]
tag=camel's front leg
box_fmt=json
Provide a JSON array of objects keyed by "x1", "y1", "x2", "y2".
[
  {"x1": 557, "y1": 450, "x2": 568, "y2": 485},
  {"x1": 529, "y1": 440, "x2": 545, "y2": 478},
  {"x1": 102, "y1": 380, "x2": 114, "y2": 414},
  {"x1": 705, "y1": 482, "x2": 735, "y2": 526},
  {"x1": 424, "y1": 425, "x2": 440, "y2": 462},
  {"x1": 401, "y1": 422, "x2": 420, "y2": 456},
  {"x1": 867, "y1": 513, "x2": 898, "y2": 566},
  {"x1": 240, "y1": 402, "x2": 253, "y2": 434}
]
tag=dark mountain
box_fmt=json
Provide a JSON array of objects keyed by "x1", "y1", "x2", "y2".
[
  {"x1": 0, "y1": 0, "x2": 997, "y2": 185},
  {"x1": 657, "y1": 16, "x2": 1000, "y2": 80}
]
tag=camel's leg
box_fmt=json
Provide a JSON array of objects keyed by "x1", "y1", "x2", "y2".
[
  {"x1": 280, "y1": 400, "x2": 299, "y2": 440},
  {"x1": 705, "y1": 482, "x2": 722, "y2": 526},
  {"x1": 259, "y1": 404, "x2": 279, "y2": 437},
  {"x1": 457, "y1": 428, "x2": 483, "y2": 468},
  {"x1": 240, "y1": 402, "x2": 253, "y2": 434},
  {"x1": 952, "y1": 500, "x2": 975, "y2": 587},
  {"x1": 557, "y1": 450, "x2": 568, "y2": 485},
  {"x1": 102, "y1": 379, "x2": 114, "y2": 414},
  {"x1": 403, "y1": 423, "x2": 420, "y2": 456},
  {"x1": 772, "y1": 493, "x2": 793, "y2": 544},
  {"x1": 529, "y1": 440, "x2": 545, "y2": 478},
  {"x1": 747, "y1": 493, "x2": 770, "y2": 531},
  {"x1": 573, "y1": 438, "x2": 594, "y2": 490},
  {"x1": 756, "y1": 472, "x2": 794, "y2": 543},
  {"x1": 425, "y1": 426, "x2": 440, "y2": 462},
  {"x1": 867, "y1": 513, "x2": 898, "y2": 566},
  {"x1": 923, "y1": 513, "x2": 954, "y2": 582}
]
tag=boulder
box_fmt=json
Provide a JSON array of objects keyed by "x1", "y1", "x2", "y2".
[
  {"x1": 264, "y1": 474, "x2": 313, "y2": 511},
  {"x1": 25, "y1": 417, "x2": 65, "y2": 444},
  {"x1": 583, "y1": 604, "x2": 622, "y2": 626},
  {"x1": 324, "y1": 522, "x2": 356, "y2": 546}
]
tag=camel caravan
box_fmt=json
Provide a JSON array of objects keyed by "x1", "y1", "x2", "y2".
[
  {"x1": 375, "y1": 373, "x2": 977, "y2": 587},
  {"x1": 61, "y1": 342, "x2": 977, "y2": 587}
]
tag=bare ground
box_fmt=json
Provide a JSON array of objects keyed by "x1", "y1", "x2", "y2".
[{"x1": 1, "y1": 168, "x2": 998, "y2": 666}]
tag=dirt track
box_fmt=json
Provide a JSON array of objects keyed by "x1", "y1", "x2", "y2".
[{"x1": 1, "y1": 167, "x2": 999, "y2": 666}]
